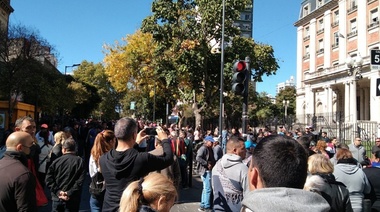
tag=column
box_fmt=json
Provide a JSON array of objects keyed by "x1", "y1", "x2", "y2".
[
  {"x1": 364, "y1": 87, "x2": 370, "y2": 120},
  {"x1": 359, "y1": 87, "x2": 364, "y2": 121},
  {"x1": 296, "y1": 26, "x2": 303, "y2": 91},
  {"x1": 344, "y1": 81, "x2": 350, "y2": 121},
  {"x1": 338, "y1": 0, "x2": 347, "y2": 64},
  {"x1": 324, "y1": 10, "x2": 331, "y2": 67},
  {"x1": 309, "y1": 18, "x2": 316, "y2": 73},
  {"x1": 350, "y1": 80, "x2": 357, "y2": 123},
  {"x1": 357, "y1": 0, "x2": 367, "y2": 56},
  {"x1": 370, "y1": 77, "x2": 380, "y2": 122}
]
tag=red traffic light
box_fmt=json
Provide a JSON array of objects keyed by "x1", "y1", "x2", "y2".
[{"x1": 233, "y1": 61, "x2": 246, "y2": 72}]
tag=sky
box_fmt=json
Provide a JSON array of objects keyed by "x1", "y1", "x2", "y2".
[{"x1": 10, "y1": 0, "x2": 300, "y2": 96}]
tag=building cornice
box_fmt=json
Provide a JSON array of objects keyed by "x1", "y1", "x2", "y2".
[
  {"x1": 294, "y1": 0, "x2": 338, "y2": 27},
  {"x1": 0, "y1": 0, "x2": 14, "y2": 14}
]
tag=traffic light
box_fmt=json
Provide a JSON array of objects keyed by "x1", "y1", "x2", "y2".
[{"x1": 232, "y1": 60, "x2": 247, "y2": 96}]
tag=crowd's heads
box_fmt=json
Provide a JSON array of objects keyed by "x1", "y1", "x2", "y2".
[
  {"x1": 353, "y1": 137, "x2": 362, "y2": 146},
  {"x1": 91, "y1": 130, "x2": 115, "y2": 164},
  {"x1": 54, "y1": 131, "x2": 66, "y2": 145},
  {"x1": 336, "y1": 148, "x2": 353, "y2": 160},
  {"x1": 114, "y1": 118, "x2": 138, "y2": 141},
  {"x1": 227, "y1": 136, "x2": 246, "y2": 159},
  {"x1": 62, "y1": 138, "x2": 76, "y2": 153},
  {"x1": 119, "y1": 172, "x2": 177, "y2": 212},
  {"x1": 6, "y1": 131, "x2": 35, "y2": 155},
  {"x1": 249, "y1": 135, "x2": 308, "y2": 190},
  {"x1": 307, "y1": 154, "x2": 334, "y2": 175},
  {"x1": 374, "y1": 151, "x2": 380, "y2": 161},
  {"x1": 316, "y1": 140, "x2": 327, "y2": 151},
  {"x1": 15, "y1": 116, "x2": 36, "y2": 137},
  {"x1": 375, "y1": 138, "x2": 380, "y2": 147},
  {"x1": 204, "y1": 136, "x2": 214, "y2": 147}
]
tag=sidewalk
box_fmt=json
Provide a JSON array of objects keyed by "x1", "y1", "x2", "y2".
[{"x1": 170, "y1": 173, "x2": 203, "y2": 212}]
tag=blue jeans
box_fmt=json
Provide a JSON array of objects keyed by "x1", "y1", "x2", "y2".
[
  {"x1": 200, "y1": 171, "x2": 212, "y2": 209},
  {"x1": 89, "y1": 195, "x2": 103, "y2": 212}
]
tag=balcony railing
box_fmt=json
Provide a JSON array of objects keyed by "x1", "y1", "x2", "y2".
[
  {"x1": 303, "y1": 54, "x2": 310, "y2": 60},
  {"x1": 317, "y1": 28, "x2": 325, "y2": 34},
  {"x1": 347, "y1": 5, "x2": 357, "y2": 13},
  {"x1": 368, "y1": 21, "x2": 379, "y2": 29},
  {"x1": 347, "y1": 30, "x2": 357, "y2": 38},
  {"x1": 316, "y1": 48, "x2": 324, "y2": 54},
  {"x1": 331, "y1": 21, "x2": 339, "y2": 27},
  {"x1": 303, "y1": 35, "x2": 310, "y2": 41},
  {"x1": 331, "y1": 43, "x2": 339, "y2": 49}
]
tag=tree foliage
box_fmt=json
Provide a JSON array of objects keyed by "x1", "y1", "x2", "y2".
[
  {"x1": 73, "y1": 61, "x2": 121, "y2": 120},
  {"x1": 0, "y1": 24, "x2": 62, "y2": 123}
]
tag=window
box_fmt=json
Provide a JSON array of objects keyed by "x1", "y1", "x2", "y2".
[
  {"x1": 303, "y1": 5, "x2": 309, "y2": 17},
  {"x1": 244, "y1": 14, "x2": 251, "y2": 21},
  {"x1": 305, "y1": 26, "x2": 310, "y2": 36},
  {"x1": 317, "y1": 0, "x2": 324, "y2": 8},
  {"x1": 350, "y1": 19, "x2": 357, "y2": 31},
  {"x1": 333, "y1": 32, "x2": 339, "y2": 48},
  {"x1": 319, "y1": 19, "x2": 324, "y2": 30},
  {"x1": 319, "y1": 39, "x2": 324, "y2": 49},
  {"x1": 348, "y1": 0, "x2": 357, "y2": 13},
  {"x1": 304, "y1": 45, "x2": 310, "y2": 59},
  {"x1": 370, "y1": 9, "x2": 378, "y2": 24}
]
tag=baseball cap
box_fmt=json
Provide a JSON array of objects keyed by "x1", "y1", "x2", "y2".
[
  {"x1": 204, "y1": 136, "x2": 215, "y2": 142},
  {"x1": 41, "y1": 124, "x2": 48, "y2": 129}
]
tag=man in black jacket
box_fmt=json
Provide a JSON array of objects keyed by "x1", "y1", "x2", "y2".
[
  {"x1": 46, "y1": 138, "x2": 85, "y2": 212},
  {"x1": 99, "y1": 118, "x2": 173, "y2": 212},
  {"x1": 0, "y1": 131, "x2": 37, "y2": 212}
]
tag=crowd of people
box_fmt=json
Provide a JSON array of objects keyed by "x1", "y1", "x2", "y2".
[{"x1": 1, "y1": 116, "x2": 380, "y2": 212}]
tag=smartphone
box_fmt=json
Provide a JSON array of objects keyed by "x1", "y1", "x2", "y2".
[{"x1": 145, "y1": 127, "x2": 157, "y2": 135}]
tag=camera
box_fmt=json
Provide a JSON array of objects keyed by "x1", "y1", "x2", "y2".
[{"x1": 145, "y1": 127, "x2": 157, "y2": 135}]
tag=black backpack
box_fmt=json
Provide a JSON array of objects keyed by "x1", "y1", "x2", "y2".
[{"x1": 89, "y1": 172, "x2": 105, "y2": 199}]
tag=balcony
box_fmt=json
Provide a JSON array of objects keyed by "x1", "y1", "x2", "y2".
[
  {"x1": 347, "y1": 5, "x2": 357, "y2": 14},
  {"x1": 317, "y1": 28, "x2": 325, "y2": 34},
  {"x1": 331, "y1": 21, "x2": 339, "y2": 28},
  {"x1": 368, "y1": 0, "x2": 376, "y2": 4},
  {"x1": 331, "y1": 43, "x2": 339, "y2": 49},
  {"x1": 316, "y1": 48, "x2": 324, "y2": 55},
  {"x1": 303, "y1": 53, "x2": 310, "y2": 60},
  {"x1": 303, "y1": 35, "x2": 310, "y2": 41},
  {"x1": 347, "y1": 30, "x2": 357, "y2": 38},
  {"x1": 368, "y1": 21, "x2": 379, "y2": 29}
]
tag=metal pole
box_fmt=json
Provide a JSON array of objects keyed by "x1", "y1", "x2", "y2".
[
  {"x1": 153, "y1": 82, "x2": 156, "y2": 122},
  {"x1": 219, "y1": 0, "x2": 226, "y2": 139},
  {"x1": 242, "y1": 56, "x2": 250, "y2": 134}
]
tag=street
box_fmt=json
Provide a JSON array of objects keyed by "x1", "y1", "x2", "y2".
[{"x1": 39, "y1": 172, "x2": 203, "y2": 212}]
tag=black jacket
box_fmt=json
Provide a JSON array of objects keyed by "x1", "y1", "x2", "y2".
[
  {"x1": 0, "y1": 151, "x2": 37, "y2": 212},
  {"x1": 318, "y1": 174, "x2": 353, "y2": 212},
  {"x1": 46, "y1": 153, "x2": 85, "y2": 201},
  {"x1": 99, "y1": 139, "x2": 173, "y2": 212}
]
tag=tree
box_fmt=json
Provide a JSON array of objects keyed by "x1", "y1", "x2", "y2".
[
  {"x1": 73, "y1": 61, "x2": 121, "y2": 120},
  {"x1": 141, "y1": 0, "x2": 279, "y2": 128},
  {"x1": 0, "y1": 24, "x2": 59, "y2": 124},
  {"x1": 103, "y1": 31, "x2": 161, "y2": 119}
]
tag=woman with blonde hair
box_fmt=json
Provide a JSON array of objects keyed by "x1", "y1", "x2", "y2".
[
  {"x1": 119, "y1": 172, "x2": 177, "y2": 212},
  {"x1": 305, "y1": 154, "x2": 353, "y2": 212},
  {"x1": 89, "y1": 130, "x2": 115, "y2": 211},
  {"x1": 46, "y1": 131, "x2": 67, "y2": 170}
]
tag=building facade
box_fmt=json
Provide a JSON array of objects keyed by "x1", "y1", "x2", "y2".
[
  {"x1": 295, "y1": 0, "x2": 379, "y2": 140},
  {"x1": 276, "y1": 76, "x2": 295, "y2": 95},
  {"x1": 0, "y1": 0, "x2": 13, "y2": 31}
]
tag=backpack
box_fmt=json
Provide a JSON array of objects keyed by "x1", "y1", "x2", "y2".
[{"x1": 89, "y1": 171, "x2": 105, "y2": 199}]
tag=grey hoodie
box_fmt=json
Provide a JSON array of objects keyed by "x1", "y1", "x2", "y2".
[
  {"x1": 333, "y1": 162, "x2": 371, "y2": 212},
  {"x1": 212, "y1": 154, "x2": 248, "y2": 212},
  {"x1": 241, "y1": 187, "x2": 330, "y2": 212}
]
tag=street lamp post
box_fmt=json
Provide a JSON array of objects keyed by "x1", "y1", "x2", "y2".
[
  {"x1": 219, "y1": 0, "x2": 226, "y2": 139},
  {"x1": 283, "y1": 99, "x2": 289, "y2": 127},
  {"x1": 345, "y1": 55, "x2": 363, "y2": 122},
  {"x1": 64, "y1": 63, "x2": 80, "y2": 75}
]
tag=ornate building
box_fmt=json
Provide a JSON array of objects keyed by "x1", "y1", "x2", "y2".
[
  {"x1": 0, "y1": 0, "x2": 13, "y2": 31},
  {"x1": 295, "y1": 0, "x2": 379, "y2": 140}
]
